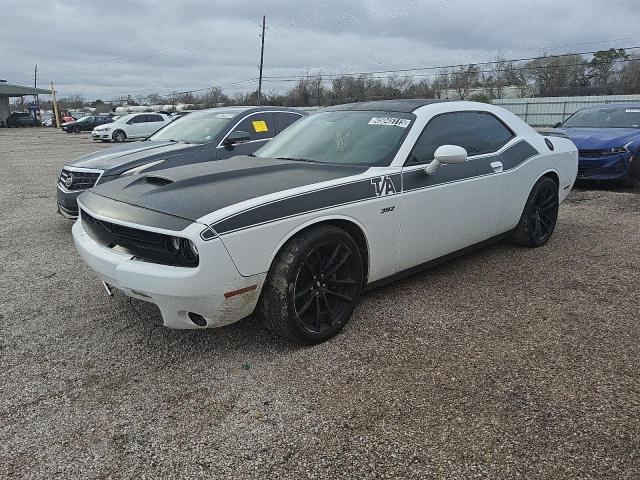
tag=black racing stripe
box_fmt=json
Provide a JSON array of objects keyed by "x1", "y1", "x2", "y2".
[
  {"x1": 403, "y1": 140, "x2": 539, "y2": 192},
  {"x1": 212, "y1": 173, "x2": 401, "y2": 235},
  {"x1": 210, "y1": 141, "x2": 539, "y2": 237},
  {"x1": 499, "y1": 140, "x2": 539, "y2": 170},
  {"x1": 79, "y1": 191, "x2": 193, "y2": 231}
]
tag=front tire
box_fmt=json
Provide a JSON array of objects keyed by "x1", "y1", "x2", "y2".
[
  {"x1": 511, "y1": 176, "x2": 559, "y2": 247},
  {"x1": 73, "y1": 125, "x2": 81, "y2": 133},
  {"x1": 112, "y1": 130, "x2": 126, "y2": 143},
  {"x1": 258, "y1": 226, "x2": 364, "y2": 345}
]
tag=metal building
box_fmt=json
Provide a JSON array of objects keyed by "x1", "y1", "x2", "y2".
[{"x1": 0, "y1": 82, "x2": 51, "y2": 123}]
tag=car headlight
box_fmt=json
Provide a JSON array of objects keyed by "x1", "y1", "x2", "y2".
[
  {"x1": 608, "y1": 147, "x2": 628, "y2": 154},
  {"x1": 120, "y1": 159, "x2": 165, "y2": 176},
  {"x1": 164, "y1": 236, "x2": 199, "y2": 263}
]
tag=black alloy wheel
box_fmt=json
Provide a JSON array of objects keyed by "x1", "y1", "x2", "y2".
[
  {"x1": 529, "y1": 181, "x2": 558, "y2": 244},
  {"x1": 73, "y1": 125, "x2": 81, "y2": 133},
  {"x1": 259, "y1": 226, "x2": 364, "y2": 344},
  {"x1": 511, "y1": 176, "x2": 559, "y2": 247},
  {"x1": 293, "y1": 241, "x2": 359, "y2": 335}
]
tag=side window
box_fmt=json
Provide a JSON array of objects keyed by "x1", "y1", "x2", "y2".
[
  {"x1": 274, "y1": 112, "x2": 303, "y2": 134},
  {"x1": 148, "y1": 114, "x2": 165, "y2": 122},
  {"x1": 131, "y1": 115, "x2": 146, "y2": 124},
  {"x1": 407, "y1": 112, "x2": 514, "y2": 164},
  {"x1": 231, "y1": 112, "x2": 275, "y2": 141}
]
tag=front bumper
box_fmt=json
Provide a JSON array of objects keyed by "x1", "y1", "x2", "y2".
[
  {"x1": 72, "y1": 212, "x2": 264, "y2": 329},
  {"x1": 92, "y1": 130, "x2": 111, "y2": 140},
  {"x1": 577, "y1": 153, "x2": 633, "y2": 181},
  {"x1": 57, "y1": 186, "x2": 82, "y2": 218}
]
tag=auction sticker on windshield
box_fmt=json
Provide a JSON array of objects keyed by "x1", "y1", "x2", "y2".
[
  {"x1": 252, "y1": 120, "x2": 269, "y2": 132},
  {"x1": 368, "y1": 117, "x2": 411, "y2": 128}
]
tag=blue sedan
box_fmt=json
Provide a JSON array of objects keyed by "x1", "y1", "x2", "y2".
[{"x1": 554, "y1": 105, "x2": 640, "y2": 185}]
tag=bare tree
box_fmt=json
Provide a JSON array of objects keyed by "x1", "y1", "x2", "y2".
[{"x1": 449, "y1": 65, "x2": 480, "y2": 100}]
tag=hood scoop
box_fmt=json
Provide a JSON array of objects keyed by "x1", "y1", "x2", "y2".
[
  {"x1": 143, "y1": 175, "x2": 174, "y2": 186},
  {"x1": 124, "y1": 175, "x2": 174, "y2": 190}
]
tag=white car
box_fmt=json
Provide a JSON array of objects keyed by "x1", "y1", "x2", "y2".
[
  {"x1": 73, "y1": 100, "x2": 578, "y2": 344},
  {"x1": 91, "y1": 113, "x2": 170, "y2": 142}
]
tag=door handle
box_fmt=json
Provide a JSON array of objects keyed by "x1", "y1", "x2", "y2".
[{"x1": 490, "y1": 161, "x2": 504, "y2": 173}]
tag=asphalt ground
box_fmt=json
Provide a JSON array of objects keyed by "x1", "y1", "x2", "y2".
[{"x1": 1, "y1": 128, "x2": 639, "y2": 479}]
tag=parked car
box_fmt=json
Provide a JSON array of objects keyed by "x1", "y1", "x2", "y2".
[
  {"x1": 72, "y1": 100, "x2": 578, "y2": 344},
  {"x1": 62, "y1": 115, "x2": 112, "y2": 133},
  {"x1": 91, "y1": 113, "x2": 171, "y2": 143},
  {"x1": 57, "y1": 106, "x2": 305, "y2": 218},
  {"x1": 61, "y1": 113, "x2": 76, "y2": 123},
  {"x1": 554, "y1": 104, "x2": 640, "y2": 185},
  {"x1": 5, "y1": 112, "x2": 36, "y2": 127}
]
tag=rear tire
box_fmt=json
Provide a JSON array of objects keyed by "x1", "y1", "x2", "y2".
[
  {"x1": 258, "y1": 226, "x2": 364, "y2": 345},
  {"x1": 113, "y1": 130, "x2": 126, "y2": 143},
  {"x1": 511, "y1": 176, "x2": 559, "y2": 247}
]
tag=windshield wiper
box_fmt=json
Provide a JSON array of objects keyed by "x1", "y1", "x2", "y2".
[{"x1": 276, "y1": 157, "x2": 316, "y2": 163}]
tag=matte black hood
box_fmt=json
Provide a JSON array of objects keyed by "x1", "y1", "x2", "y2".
[
  {"x1": 87, "y1": 156, "x2": 368, "y2": 222},
  {"x1": 68, "y1": 141, "x2": 193, "y2": 174}
]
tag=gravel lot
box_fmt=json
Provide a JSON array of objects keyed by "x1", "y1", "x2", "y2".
[{"x1": 1, "y1": 128, "x2": 639, "y2": 479}]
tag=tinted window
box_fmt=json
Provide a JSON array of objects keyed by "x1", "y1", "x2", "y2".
[
  {"x1": 130, "y1": 115, "x2": 146, "y2": 124},
  {"x1": 408, "y1": 112, "x2": 514, "y2": 164},
  {"x1": 275, "y1": 112, "x2": 303, "y2": 134},
  {"x1": 232, "y1": 113, "x2": 275, "y2": 141},
  {"x1": 147, "y1": 114, "x2": 165, "y2": 122}
]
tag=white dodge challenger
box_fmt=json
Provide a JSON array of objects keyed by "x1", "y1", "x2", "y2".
[{"x1": 73, "y1": 100, "x2": 578, "y2": 344}]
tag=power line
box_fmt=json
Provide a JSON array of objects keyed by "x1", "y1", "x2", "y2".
[{"x1": 260, "y1": 46, "x2": 640, "y2": 82}]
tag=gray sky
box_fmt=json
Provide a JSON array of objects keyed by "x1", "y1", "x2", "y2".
[{"x1": 2, "y1": 0, "x2": 638, "y2": 100}]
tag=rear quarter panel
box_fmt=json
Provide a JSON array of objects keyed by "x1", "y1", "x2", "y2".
[{"x1": 501, "y1": 133, "x2": 578, "y2": 230}]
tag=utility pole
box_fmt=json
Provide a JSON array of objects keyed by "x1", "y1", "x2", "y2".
[
  {"x1": 34, "y1": 64, "x2": 39, "y2": 122},
  {"x1": 257, "y1": 15, "x2": 266, "y2": 106},
  {"x1": 51, "y1": 81, "x2": 60, "y2": 128}
]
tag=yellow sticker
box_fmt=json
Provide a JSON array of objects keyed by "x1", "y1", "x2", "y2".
[{"x1": 252, "y1": 120, "x2": 268, "y2": 133}]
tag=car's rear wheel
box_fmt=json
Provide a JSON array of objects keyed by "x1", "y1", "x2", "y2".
[
  {"x1": 73, "y1": 125, "x2": 81, "y2": 133},
  {"x1": 112, "y1": 130, "x2": 126, "y2": 143},
  {"x1": 511, "y1": 176, "x2": 559, "y2": 247},
  {"x1": 259, "y1": 225, "x2": 364, "y2": 344}
]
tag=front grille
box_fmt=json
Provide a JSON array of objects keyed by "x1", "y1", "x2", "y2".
[
  {"x1": 59, "y1": 169, "x2": 101, "y2": 191},
  {"x1": 80, "y1": 209, "x2": 198, "y2": 267},
  {"x1": 578, "y1": 159, "x2": 626, "y2": 177},
  {"x1": 578, "y1": 150, "x2": 610, "y2": 158}
]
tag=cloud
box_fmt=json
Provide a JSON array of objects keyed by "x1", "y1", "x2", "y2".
[{"x1": 1, "y1": 0, "x2": 638, "y2": 99}]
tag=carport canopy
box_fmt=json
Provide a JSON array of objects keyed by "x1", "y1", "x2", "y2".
[
  {"x1": 0, "y1": 83, "x2": 51, "y2": 97},
  {"x1": 0, "y1": 82, "x2": 52, "y2": 123}
]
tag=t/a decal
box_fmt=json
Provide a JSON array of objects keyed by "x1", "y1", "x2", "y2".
[{"x1": 371, "y1": 176, "x2": 397, "y2": 197}]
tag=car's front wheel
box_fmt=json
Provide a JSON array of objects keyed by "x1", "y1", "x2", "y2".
[
  {"x1": 73, "y1": 125, "x2": 81, "y2": 133},
  {"x1": 112, "y1": 130, "x2": 126, "y2": 143},
  {"x1": 511, "y1": 176, "x2": 559, "y2": 247},
  {"x1": 259, "y1": 225, "x2": 364, "y2": 344}
]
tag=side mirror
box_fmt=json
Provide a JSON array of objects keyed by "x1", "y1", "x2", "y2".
[
  {"x1": 222, "y1": 130, "x2": 251, "y2": 147},
  {"x1": 425, "y1": 145, "x2": 468, "y2": 175},
  {"x1": 553, "y1": 122, "x2": 562, "y2": 128}
]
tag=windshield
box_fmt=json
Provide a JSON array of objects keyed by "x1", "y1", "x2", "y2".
[
  {"x1": 149, "y1": 111, "x2": 236, "y2": 143},
  {"x1": 112, "y1": 115, "x2": 131, "y2": 124},
  {"x1": 256, "y1": 110, "x2": 415, "y2": 166},
  {"x1": 76, "y1": 116, "x2": 90, "y2": 122},
  {"x1": 563, "y1": 107, "x2": 640, "y2": 128}
]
